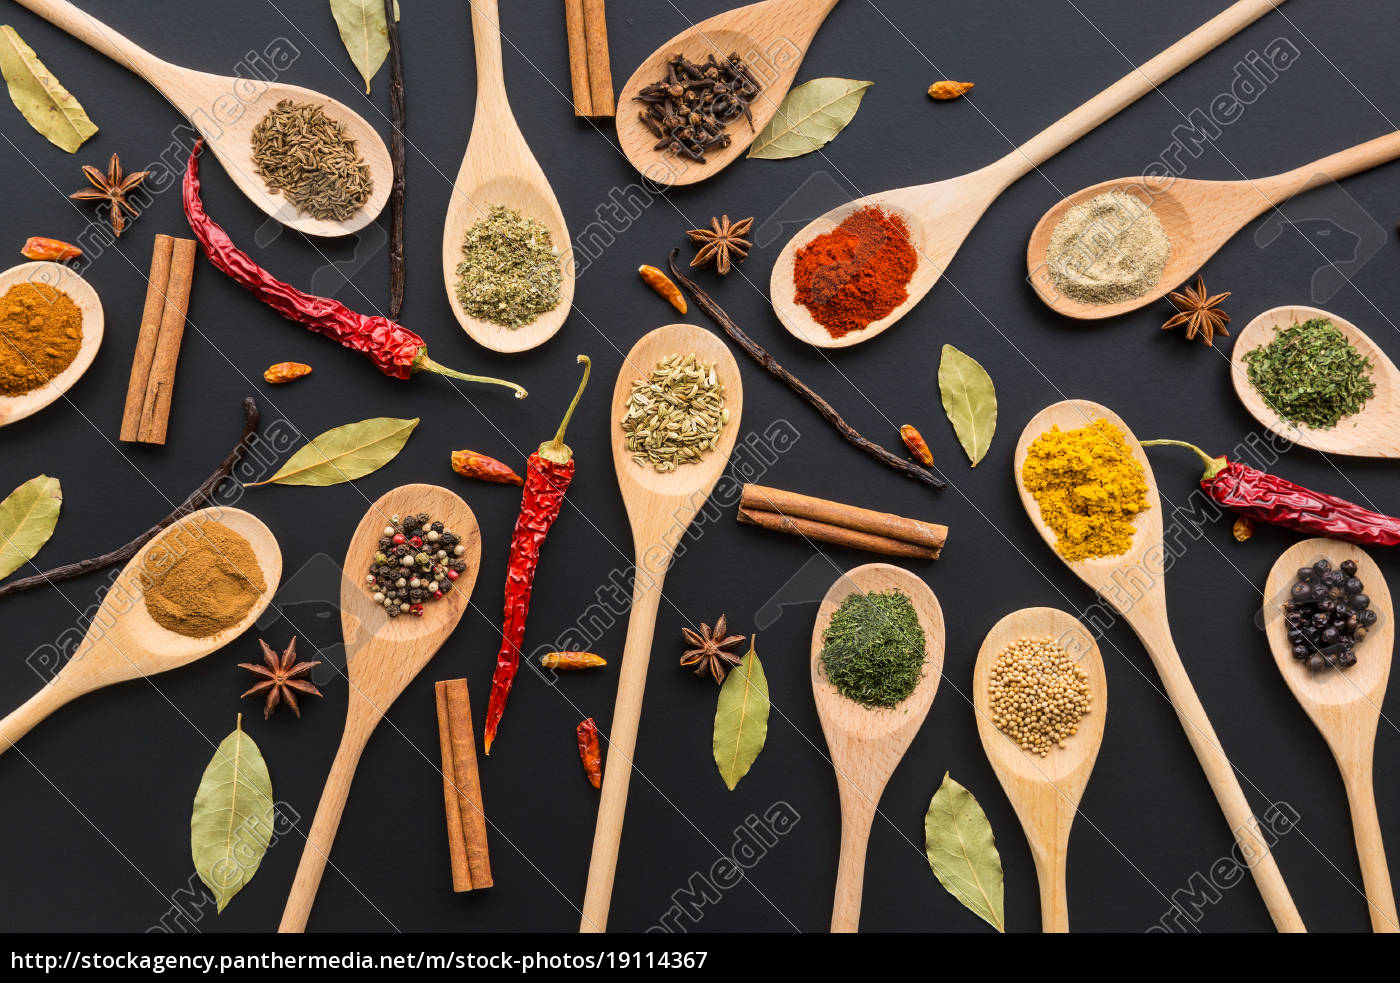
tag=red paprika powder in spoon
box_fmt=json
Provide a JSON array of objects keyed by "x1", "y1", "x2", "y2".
[{"x1": 793, "y1": 205, "x2": 918, "y2": 339}]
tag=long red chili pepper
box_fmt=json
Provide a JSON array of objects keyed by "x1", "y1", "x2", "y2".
[
  {"x1": 1144, "y1": 439, "x2": 1400, "y2": 546},
  {"x1": 483, "y1": 356, "x2": 590, "y2": 754},
  {"x1": 181, "y1": 140, "x2": 524, "y2": 398}
]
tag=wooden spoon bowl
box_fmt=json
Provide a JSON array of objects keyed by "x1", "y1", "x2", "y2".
[
  {"x1": 616, "y1": 0, "x2": 841, "y2": 187},
  {"x1": 973, "y1": 607, "x2": 1106, "y2": 932},
  {"x1": 441, "y1": 0, "x2": 573, "y2": 354},
  {"x1": 14, "y1": 0, "x2": 390, "y2": 237},
  {"x1": 1013, "y1": 399, "x2": 1305, "y2": 932},
  {"x1": 810, "y1": 562, "x2": 944, "y2": 932},
  {"x1": 1263, "y1": 539, "x2": 1396, "y2": 931},
  {"x1": 0, "y1": 262, "x2": 103, "y2": 427},
  {"x1": 0, "y1": 507, "x2": 280, "y2": 753},
  {"x1": 580, "y1": 323, "x2": 743, "y2": 932},
  {"x1": 1026, "y1": 130, "x2": 1400, "y2": 320},
  {"x1": 280, "y1": 484, "x2": 480, "y2": 933},
  {"x1": 1231, "y1": 305, "x2": 1400, "y2": 457}
]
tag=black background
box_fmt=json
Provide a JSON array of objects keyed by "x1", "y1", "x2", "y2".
[{"x1": 1, "y1": 0, "x2": 1398, "y2": 935}]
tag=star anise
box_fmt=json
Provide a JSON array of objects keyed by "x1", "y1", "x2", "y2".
[
  {"x1": 680, "y1": 615, "x2": 747, "y2": 684},
  {"x1": 1162, "y1": 275, "x2": 1231, "y2": 346},
  {"x1": 70, "y1": 153, "x2": 148, "y2": 236},
  {"x1": 687, "y1": 214, "x2": 753, "y2": 275},
  {"x1": 239, "y1": 637, "x2": 322, "y2": 719}
]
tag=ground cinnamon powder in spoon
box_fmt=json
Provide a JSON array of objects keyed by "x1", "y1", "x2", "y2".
[
  {"x1": 792, "y1": 205, "x2": 918, "y2": 338},
  {"x1": 141, "y1": 521, "x2": 266, "y2": 638},
  {"x1": 0, "y1": 282, "x2": 83, "y2": 396}
]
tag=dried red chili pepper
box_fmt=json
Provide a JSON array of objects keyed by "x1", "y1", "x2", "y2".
[
  {"x1": 483, "y1": 356, "x2": 591, "y2": 754},
  {"x1": 20, "y1": 236, "x2": 82, "y2": 262},
  {"x1": 541, "y1": 651, "x2": 607, "y2": 670},
  {"x1": 899, "y1": 424, "x2": 934, "y2": 466},
  {"x1": 182, "y1": 140, "x2": 524, "y2": 398},
  {"x1": 1144, "y1": 439, "x2": 1400, "y2": 546},
  {"x1": 576, "y1": 717, "x2": 602, "y2": 789},
  {"x1": 451, "y1": 449, "x2": 523, "y2": 486}
]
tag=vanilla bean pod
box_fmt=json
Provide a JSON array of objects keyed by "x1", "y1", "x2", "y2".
[
  {"x1": 0, "y1": 398, "x2": 261, "y2": 600},
  {"x1": 668, "y1": 251, "x2": 946, "y2": 491},
  {"x1": 384, "y1": 0, "x2": 406, "y2": 318}
]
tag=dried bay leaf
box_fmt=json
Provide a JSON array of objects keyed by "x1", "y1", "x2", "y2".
[
  {"x1": 938, "y1": 344, "x2": 996, "y2": 467},
  {"x1": 191, "y1": 715, "x2": 276, "y2": 912},
  {"x1": 713, "y1": 638, "x2": 769, "y2": 790},
  {"x1": 0, "y1": 26, "x2": 97, "y2": 153},
  {"x1": 924, "y1": 773, "x2": 1005, "y2": 932},
  {"x1": 247, "y1": 417, "x2": 418, "y2": 487},
  {"x1": 747, "y1": 78, "x2": 871, "y2": 160},
  {"x1": 0, "y1": 475, "x2": 61, "y2": 581},
  {"x1": 329, "y1": 0, "x2": 398, "y2": 94}
]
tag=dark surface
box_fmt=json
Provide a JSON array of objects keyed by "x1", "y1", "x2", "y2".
[{"x1": 0, "y1": 0, "x2": 1397, "y2": 935}]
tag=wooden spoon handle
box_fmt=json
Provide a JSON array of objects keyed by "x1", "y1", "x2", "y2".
[
  {"x1": 1131, "y1": 617, "x2": 1305, "y2": 932},
  {"x1": 830, "y1": 794, "x2": 877, "y2": 932},
  {"x1": 1259, "y1": 130, "x2": 1400, "y2": 200},
  {"x1": 0, "y1": 679, "x2": 80, "y2": 757},
  {"x1": 1341, "y1": 756, "x2": 1399, "y2": 932},
  {"x1": 469, "y1": 0, "x2": 509, "y2": 113},
  {"x1": 1029, "y1": 809, "x2": 1074, "y2": 933},
  {"x1": 1004, "y1": 0, "x2": 1285, "y2": 179},
  {"x1": 580, "y1": 569, "x2": 667, "y2": 932},
  {"x1": 278, "y1": 719, "x2": 374, "y2": 933},
  {"x1": 10, "y1": 0, "x2": 163, "y2": 77}
]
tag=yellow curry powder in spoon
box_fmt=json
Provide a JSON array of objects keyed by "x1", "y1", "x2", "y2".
[
  {"x1": 141, "y1": 521, "x2": 266, "y2": 638},
  {"x1": 1021, "y1": 419, "x2": 1150, "y2": 561},
  {"x1": 0, "y1": 283, "x2": 83, "y2": 397}
]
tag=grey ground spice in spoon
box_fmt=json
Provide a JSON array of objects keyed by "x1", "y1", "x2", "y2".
[
  {"x1": 250, "y1": 99, "x2": 373, "y2": 222},
  {"x1": 1046, "y1": 190, "x2": 1170, "y2": 305}
]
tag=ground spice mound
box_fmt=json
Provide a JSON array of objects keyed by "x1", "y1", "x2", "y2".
[
  {"x1": 1021, "y1": 420, "x2": 1150, "y2": 562},
  {"x1": 141, "y1": 521, "x2": 266, "y2": 638},
  {"x1": 1046, "y1": 190, "x2": 1170, "y2": 306},
  {"x1": 793, "y1": 205, "x2": 918, "y2": 338},
  {"x1": 0, "y1": 282, "x2": 83, "y2": 397}
]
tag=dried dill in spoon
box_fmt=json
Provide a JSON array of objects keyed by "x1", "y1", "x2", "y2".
[{"x1": 819, "y1": 590, "x2": 926, "y2": 708}]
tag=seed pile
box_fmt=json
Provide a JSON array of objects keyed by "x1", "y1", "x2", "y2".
[
  {"x1": 365, "y1": 512, "x2": 470, "y2": 618},
  {"x1": 988, "y1": 637, "x2": 1092, "y2": 757},
  {"x1": 621, "y1": 352, "x2": 728, "y2": 472},
  {"x1": 635, "y1": 52, "x2": 762, "y2": 163},
  {"x1": 1243, "y1": 318, "x2": 1375, "y2": 430},
  {"x1": 455, "y1": 205, "x2": 563, "y2": 329},
  {"x1": 1283, "y1": 558, "x2": 1378, "y2": 672},
  {"x1": 250, "y1": 100, "x2": 373, "y2": 222},
  {"x1": 1046, "y1": 191, "x2": 1170, "y2": 306}
]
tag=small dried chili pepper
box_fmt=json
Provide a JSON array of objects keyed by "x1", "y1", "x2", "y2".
[
  {"x1": 20, "y1": 236, "x2": 82, "y2": 262},
  {"x1": 928, "y1": 80, "x2": 974, "y2": 100},
  {"x1": 1144, "y1": 439, "x2": 1400, "y2": 546},
  {"x1": 182, "y1": 140, "x2": 524, "y2": 398},
  {"x1": 638, "y1": 264, "x2": 686, "y2": 314},
  {"x1": 1232, "y1": 516, "x2": 1255, "y2": 543},
  {"x1": 483, "y1": 356, "x2": 591, "y2": 754},
  {"x1": 899, "y1": 424, "x2": 934, "y2": 466},
  {"x1": 263, "y1": 361, "x2": 312, "y2": 384},
  {"x1": 451, "y1": 449, "x2": 524, "y2": 486},
  {"x1": 576, "y1": 717, "x2": 602, "y2": 789},
  {"x1": 541, "y1": 651, "x2": 607, "y2": 670}
]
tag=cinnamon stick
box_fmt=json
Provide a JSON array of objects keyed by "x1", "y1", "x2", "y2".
[
  {"x1": 435, "y1": 678, "x2": 492, "y2": 892},
  {"x1": 119, "y1": 235, "x2": 175, "y2": 442},
  {"x1": 564, "y1": 0, "x2": 592, "y2": 116},
  {"x1": 582, "y1": 0, "x2": 614, "y2": 118},
  {"x1": 738, "y1": 508, "x2": 940, "y2": 559},
  {"x1": 125, "y1": 237, "x2": 197, "y2": 445},
  {"x1": 740, "y1": 484, "x2": 947, "y2": 553}
]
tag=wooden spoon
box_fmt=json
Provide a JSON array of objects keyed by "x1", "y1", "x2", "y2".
[
  {"x1": 770, "y1": 0, "x2": 1286, "y2": 348},
  {"x1": 441, "y1": 0, "x2": 573, "y2": 353},
  {"x1": 1231, "y1": 305, "x2": 1400, "y2": 457},
  {"x1": 973, "y1": 607, "x2": 1106, "y2": 933},
  {"x1": 1015, "y1": 399, "x2": 1305, "y2": 932},
  {"x1": 1263, "y1": 539, "x2": 1396, "y2": 932},
  {"x1": 810, "y1": 562, "x2": 944, "y2": 933},
  {"x1": 1028, "y1": 131, "x2": 1400, "y2": 320},
  {"x1": 279, "y1": 484, "x2": 480, "y2": 933},
  {"x1": 580, "y1": 324, "x2": 744, "y2": 932},
  {"x1": 12, "y1": 0, "x2": 390, "y2": 237},
  {"x1": 0, "y1": 507, "x2": 280, "y2": 754},
  {"x1": 0, "y1": 262, "x2": 103, "y2": 428},
  {"x1": 615, "y1": 0, "x2": 841, "y2": 186}
]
